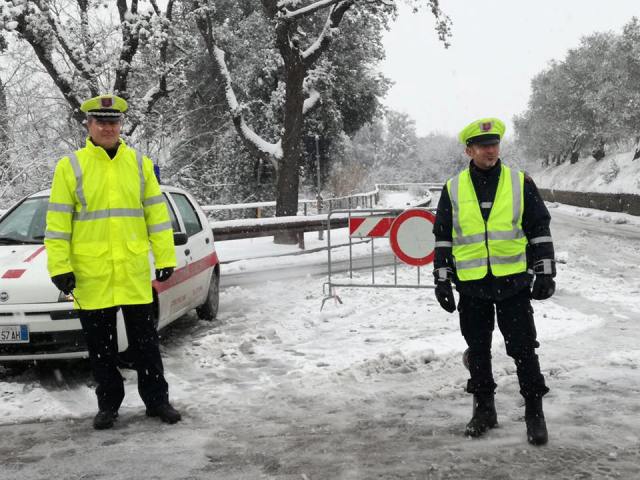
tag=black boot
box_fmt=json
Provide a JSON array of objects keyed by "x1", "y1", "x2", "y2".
[
  {"x1": 93, "y1": 410, "x2": 118, "y2": 430},
  {"x1": 146, "y1": 402, "x2": 182, "y2": 424},
  {"x1": 465, "y1": 393, "x2": 498, "y2": 438},
  {"x1": 525, "y1": 397, "x2": 548, "y2": 445}
]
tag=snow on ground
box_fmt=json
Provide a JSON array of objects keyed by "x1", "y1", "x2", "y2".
[
  {"x1": 2, "y1": 202, "x2": 640, "y2": 479},
  {"x1": 534, "y1": 149, "x2": 640, "y2": 194}
]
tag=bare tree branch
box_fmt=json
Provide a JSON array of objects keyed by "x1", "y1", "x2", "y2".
[
  {"x1": 302, "y1": 1, "x2": 353, "y2": 67},
  {"x1": 33, "y1": 0, "x2": 97, "y2": 93},
  {"x1": 114, "y1": 0, "x2": 141, "y2": 98},
  {"x1": 283, "y1": 0, "x2": 342, "y2": 19},
  {"x1": 13, "y1": 8, "x2": 84, "y2": 125},
  {"x1": 193, "y1": 3, "x2": 281, "y2": 166},
  {"x1": 125, "y1": 0, "x2": 178, "y2": 136}
]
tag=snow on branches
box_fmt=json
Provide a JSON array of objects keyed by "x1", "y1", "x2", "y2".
[{"x1": 0, "y1": 0, "x2": 180, "y2": 134}]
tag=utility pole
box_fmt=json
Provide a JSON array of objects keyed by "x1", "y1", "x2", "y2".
[{"x1": 315, "y1": 134, "x2": 323, "y2": 240}]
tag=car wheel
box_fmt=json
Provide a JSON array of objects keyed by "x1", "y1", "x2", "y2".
[{"x1": 196, "y1": 269, "x2": 219, "y2": 321}]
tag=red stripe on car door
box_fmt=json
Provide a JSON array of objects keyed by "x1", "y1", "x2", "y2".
[
  {"x1": 2, "y1": 269, "x2": 26, "y2": 279},
  {"x1": 153, "y1": 251, "x2": 219, "y2": 294},
  {"x1": 23, "y1": 246, "x2": 46, "y2": 263}
]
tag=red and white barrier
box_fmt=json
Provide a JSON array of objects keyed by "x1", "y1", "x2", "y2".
[{"x1": 348, "y1": 216, "x2": 395, "y2": 238}]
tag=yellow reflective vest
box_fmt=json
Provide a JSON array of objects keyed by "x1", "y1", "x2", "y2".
[
  {"x1": 446, "y1": 164, "x2": 527, "y2": 281},
  {"x1": 45, "y1": 138, "x2": 176, "y2": 309}
]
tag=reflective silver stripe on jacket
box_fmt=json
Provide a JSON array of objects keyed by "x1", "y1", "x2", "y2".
[
  {"x1": 534, "y1": 258, "x2": 554, "y2": 274},
  {"x1": 73, "y1": 208, "x2": 144, "y2": 221},
  {"x1": 455, "y1": 254, "x2": 525, "y2": 271},
  {"x1": 48, "y1": 202, "x2": 74, "y2": 213},
  {"x1": 148, "y1": 221, "x2": 172, "y2": 234},
  {"x1": 450, "y1": 167, "x2": 523, "y2": 246},
  {"x1": 68, "y1": 152, "x2": 87, "y2": 210},
  {"x1": 45, "y1": 230, "x2": 71, "y2": 240},
  {"x1": 435, "y1": 267, "x2": 452, "y2": 280},
  {"x1": 136, "y1": 150, "x2": 145, "y2": 203},
  {"x1": 435, "y1": 241, "x2": 453, "y2": 248},
  {"x1": 489, "y1": 229, "x2": 525, "y2": 241},
  {"x1": 453, "y1": 232, "x2": 485, "y2": 245},
  {"x1": 510, "y1": 167, "x2": 521, "y2": 230},
  {"x1": 529, "y1": 236, "x2": 553, "y2": 245},
  {"x1": 491, "y1": 253, "x2": 527, "y2": 265},
  {"x1": 455, "y1": 257, "x2": 488, "y2": 269},
  {"x1": 449, "y1": 174, "x2": 463, "y2": 239},
  {"x1": 143, "y1": 195, "x2": 165, "y2": 208},
  {"x1": 452, "y1": 229, "x2": 524, "y2": 246}
]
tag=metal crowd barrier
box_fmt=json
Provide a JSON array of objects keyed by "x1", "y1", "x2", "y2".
[{"x1": 321, "y1": 207, "x2": 437, "y2": 309}]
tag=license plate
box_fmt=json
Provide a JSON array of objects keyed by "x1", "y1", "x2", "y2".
[{"x1": 0, "y1": 325, "x2": 29, "y2": 343}]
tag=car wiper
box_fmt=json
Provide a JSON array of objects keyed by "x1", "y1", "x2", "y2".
[
  {"x1": 0, "y1": 236, "x2": 22, "y2": 244},
  {"x1": 0, "y1": 236, "x2": 43, "y2": 245}
]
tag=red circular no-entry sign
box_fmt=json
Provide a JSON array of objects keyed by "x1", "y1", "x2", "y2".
[{"x1": 389, "y1": 209, "x2": 436, "y2": 266}]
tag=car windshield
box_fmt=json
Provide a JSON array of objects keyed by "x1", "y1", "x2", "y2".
[{"x1": 0, "y1": 196, "x2": 49, "y2": 245}]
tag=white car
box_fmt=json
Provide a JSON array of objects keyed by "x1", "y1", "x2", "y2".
[{"x1": 0, "y1": 185, "x2": 220, "y2": 361}]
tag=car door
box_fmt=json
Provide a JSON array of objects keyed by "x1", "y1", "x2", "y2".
[
  {"x1": 153, "y1": 191, "x2": 191, "y2": 328},
  {"x1": 171, "y1": 192, "x2": 211, "y2": 308},
  {"x1": 169, "y1": 191, "x2": 214, "y2": 308}
]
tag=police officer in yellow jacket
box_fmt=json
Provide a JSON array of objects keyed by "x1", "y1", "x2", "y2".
[
  {"x1": 432, "y1": 118, "x2": 556, "y2": 445},
  {"x1": 45, "y1": 94, "x2": 181, "y2": 430}
]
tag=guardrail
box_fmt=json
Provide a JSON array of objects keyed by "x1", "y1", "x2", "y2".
[
  {"x1": 539, "y1": 188, "x2": 640, "y2": 216},
  {"x1": 202, "y1": 189, "x2": 379, "y2": 219},
  {"x1": 209, "y1": 192, "x2": 435, "y2": 249},
  {"x1": 210, "y1": 214, "x2": 349, "y2": 249},
  {"x1": 375, "y1": 182, "x2": 443, "y2": 192},
  {"x1": 201, "y1": 183, "x2": 442, "y2": 220}
]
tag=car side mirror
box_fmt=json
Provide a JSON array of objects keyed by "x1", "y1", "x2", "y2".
[{"x1": 173, "y1": 232, "x2": 188, "y2": 246}]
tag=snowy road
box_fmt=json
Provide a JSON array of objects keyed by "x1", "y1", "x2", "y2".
[{"x1": 2, "y1": 203, "x2": 640, "y2": 479}]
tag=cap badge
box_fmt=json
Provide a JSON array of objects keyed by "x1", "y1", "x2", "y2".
[
  {"x1": 480, "y1": 122, "x2": 493, "y2": 132},
  {"x1": 100, "y1": 97, "x2": 113, "y2": 108}
]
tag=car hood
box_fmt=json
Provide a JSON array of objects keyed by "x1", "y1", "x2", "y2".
[{"x1": 0, "y1": 245, "x2": 60, "y2": 304}]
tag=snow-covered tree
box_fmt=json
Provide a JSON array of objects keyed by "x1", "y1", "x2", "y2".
[
  {"x1": 190, "y1": 0, "x2": 451, "y2": 242},
  {"x1": 0, "y1": 0, "x2": 183, "y2": 138},
  {"x1": 515, "y1": 17, "x2": 640, "y2": 164}
]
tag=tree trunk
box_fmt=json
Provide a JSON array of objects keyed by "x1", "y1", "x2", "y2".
[
  {"x1": 273, "y1": 50, "x2": 305, "y2": 244},
  {"x1": 592, "y1": 139, "x2": 606, "y2": 161},
  {"x1": 0, "y1": 78, "x2": 9, "y2": 159},
  {"x1": 570, "y1": 151, "x2": 580, "y2": 164}
]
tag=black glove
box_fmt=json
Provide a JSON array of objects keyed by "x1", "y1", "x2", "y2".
[
  {"x1": 435, "y1": 280, "x2": 456, "y2": 313},
  {"x1": 531, "y1": 275, "x2": 556, "y2": 300},
  {"x1": 51, "y1": 272, "x2": 76, "y2": 295},
  {"x1": 155, "y1": 267, "x2": 174, "y2": 282}
]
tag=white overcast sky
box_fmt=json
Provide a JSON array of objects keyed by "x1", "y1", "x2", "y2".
[{"x1": 381, "y1": 0, "x2": 640, "y2": 138}]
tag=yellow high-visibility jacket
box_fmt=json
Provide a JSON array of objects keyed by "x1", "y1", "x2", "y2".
[
  {"x1": 45, "y1": 138, "x2": 176, "y2": 309},
  {"x1": 447, "y1": 164, "x2": 527, "y2": 281}
]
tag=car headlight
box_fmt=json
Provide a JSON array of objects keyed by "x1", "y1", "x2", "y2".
[{"x1": 58, "y1": 291, "x2": 74, "y2": 302}]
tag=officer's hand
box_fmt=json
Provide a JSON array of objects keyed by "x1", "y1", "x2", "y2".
[
  {"x1": 531, "y1": 275, "x2": 555, "y2": 300},
  {"x1": 51, "y1": 272, "x2": 76, "y2": 295},
  {"x1": 435, "y1": 280, "x2": 456, "y2": 313},
  {"x1": 155, "y1": 267, "x2": 174, "y2": 282}
]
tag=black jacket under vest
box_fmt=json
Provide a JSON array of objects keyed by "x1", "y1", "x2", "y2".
[{"x1": 432, "y1": 159, "x2": 555, "y2": 300}]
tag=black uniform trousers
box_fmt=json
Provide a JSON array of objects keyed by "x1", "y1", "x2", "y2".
[
  {"x1": 79, "y1": 303, "x2": 169, "y2": 413},
  {"x1": 458, "y1": 288, "x2": 549, "y2": 399}
]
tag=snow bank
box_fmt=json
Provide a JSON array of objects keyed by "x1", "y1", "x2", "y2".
[{"x1": 534, "y1": 150, "x2": 640, "y2": 195}]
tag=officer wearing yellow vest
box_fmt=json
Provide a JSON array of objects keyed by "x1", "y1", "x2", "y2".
[
  {"x1": 432, "y1": 118, "x2": 556, "y2": 445},
  {"x1": 45, "y1": 95, "x2": 181, "y2": 430}
]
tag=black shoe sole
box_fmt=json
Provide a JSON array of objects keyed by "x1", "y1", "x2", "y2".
[
  {"x1": 93, "y1": 412, "x2": 118, "y2": 430},
  {"x1": 465, "y1": 421, "x2": 498, "y2": 438},
  {"x1": 93, "y1": 422, "x2": 115, "y2": 430},
  {"x1": 145, "y1": 410, "x2": 181, "y2": 424},
  {"x1": 527, "y1": 434, "x2": 548, "y2": 446}
]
